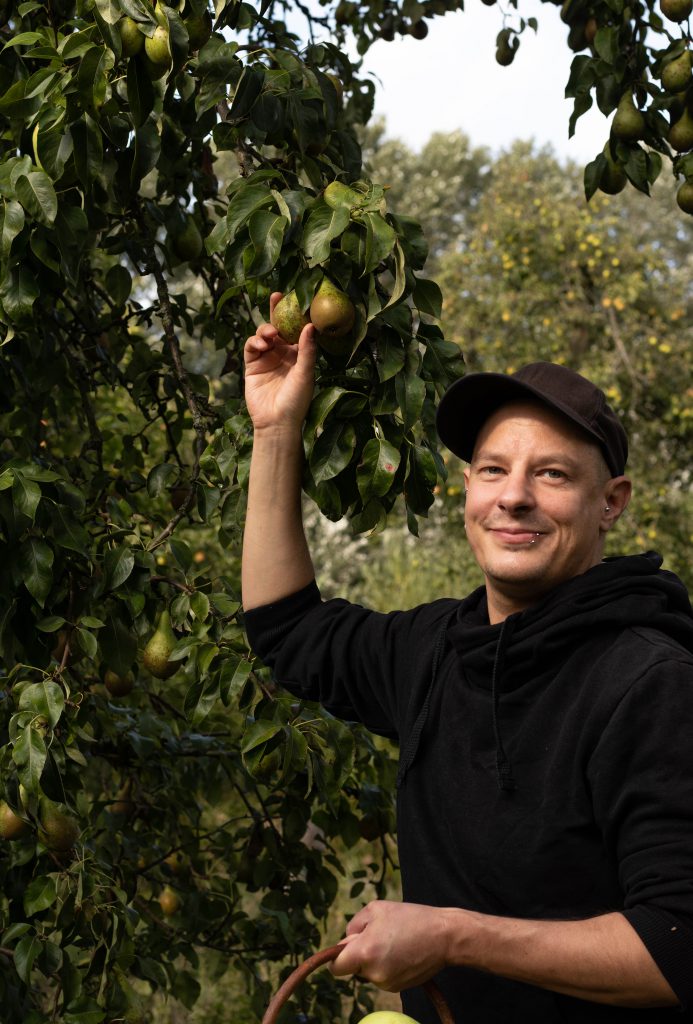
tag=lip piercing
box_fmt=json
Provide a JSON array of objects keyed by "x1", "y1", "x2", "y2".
[{"x1": 605, "y1": 506, "x2": 611, "y2": 512}]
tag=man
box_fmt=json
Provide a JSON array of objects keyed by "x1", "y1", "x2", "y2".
[{"x1": 242, "y1": 296, "x2": 693, "y2": 1023}]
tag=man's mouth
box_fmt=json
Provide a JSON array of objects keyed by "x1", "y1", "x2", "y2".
[{"x1": 489, "y1": 528, "x2": 545, "y2": 545}]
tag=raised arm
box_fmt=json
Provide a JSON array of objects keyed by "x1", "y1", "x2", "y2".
[{"x1": 242, "y1": 292, "x2": 317, "y2": 611}]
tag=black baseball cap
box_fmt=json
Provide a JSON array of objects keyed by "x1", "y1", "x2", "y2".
[{"x1": 436, "y1": 361, "x2": 629, "y2": 477}]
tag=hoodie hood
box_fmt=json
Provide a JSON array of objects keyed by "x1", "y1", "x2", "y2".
[{"x1": 449, "y1": 551, "x2": 693, "y2": 694}]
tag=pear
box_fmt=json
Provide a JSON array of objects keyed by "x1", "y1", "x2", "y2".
[
  {"x1": 495, "y1": 31, "x2": 516, "y2": 66},
  {"x1": 0, "y1": 801, "x2": 30, "y2": 841},
  {"x1": 104, "y1": 669, "x2": 135, "y2": 697},
  {"x1": 677, "y1": 179, "x2": 693, "y2": 214},
  {"x1": 611, "y1": 92, "x2": 645, "y2": 142},
  {"x1": 270, "y1": 291, "x2": 309, "y2": 344},
  {"x1": 599, "y1": 144, "x2": 627, "y2": 195},
  {"x1": 142, "y1": 610, "x2": 178, "y2": 679},
  {"x1": 358, "y1": 1014, "x2": 421, "y2": 1024},
  {"x1": 309, "y1": 279, "x2": 355, "y2": 340},
  {"x1": 584, "y1": 17, "x2": 598, "y2": 44},
  {"x1": 109, "y1": 778, "x2": 135, "y2": 817},
  {"x1": 158, "y1": 885, "x2": 180, "y2": 916},
  {"x1": 660, "y1": 0, "x2": 693, "y2": 21},
  {"x1": 669, "y1": 107, "x2": 693, "y2": 151},
  {"x1": 144, "y1": 25, "x2": 171, "y2": 67},
  {"x1": 323, "y1": 181, "x2": 361, "y2": 209},
  {"x1": 119, "y1": 16, "x2": 144, "y2": 57},
  {"x1": 38, "y1": 803, "x2": 80, "y2": 851},
  {"x1": 661, "y1": 50, "x2": 692, "y2": 92}
]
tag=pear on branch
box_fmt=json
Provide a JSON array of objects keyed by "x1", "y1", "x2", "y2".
[
  {"x1": 0, "y1": 801, "x2": 30, "y2": 841},
  {"x1": 599, "y1": 143, "x2": 627, "y2": 195},
  {"x1": 38, "y1": 802, "x2": 80, "y2": 851},
  {"x1": 677, "y1": 179, "x2": 693, "y2": 213},
  {"x1": 309, "y1": 278, "x2": 356, "y2": 344},
  {"x1": 270, "y1": 291, "x2": 309, "y2": 344},
  {"x1": 660, "y1": 0, "x2": 693, "y2": 22},
  {"x1": 661, "y1": 50, "x2": 692, "y2": 92},
  {"x1": 142, "y1": 610, "x2": 179, "y2": 679},
  {"x1": 669, "y1": 107, "x2": 693, "y2": 151},
  {"x1": 611, "y1": 92, "x2": 645, "y2": 142}
]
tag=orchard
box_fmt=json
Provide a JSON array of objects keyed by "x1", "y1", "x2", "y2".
[{"x1": 0, "y1": 0, "x2": 691, "y2": 1021}]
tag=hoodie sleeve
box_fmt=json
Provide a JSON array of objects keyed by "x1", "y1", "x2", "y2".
[
  {"x1": 588, "y1": 647, "x2": 693, "y2": 1009},
  {"x1": 243, "y1": 580, "x2": 458, "y2": 740}
]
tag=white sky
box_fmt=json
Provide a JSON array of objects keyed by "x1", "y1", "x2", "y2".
[{"x1": 353, "y1": 0, "x2": 608, "y2": 161}]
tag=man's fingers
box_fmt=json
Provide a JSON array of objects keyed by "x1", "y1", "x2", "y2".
[{"x1": 329, "y1": 934, "x2": 363, "y2": 978}]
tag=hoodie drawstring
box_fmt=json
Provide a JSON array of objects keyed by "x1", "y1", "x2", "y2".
[{"x1": 491, "y1": 616, "x2": 516, "y2": 792}]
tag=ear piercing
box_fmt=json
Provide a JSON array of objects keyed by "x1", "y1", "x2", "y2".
[{"x1": 604, "y1": 506, "x2": 611, "y2": 513}]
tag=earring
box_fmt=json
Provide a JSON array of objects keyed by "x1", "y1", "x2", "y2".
[{"x1": 604, "y1": 506, "x2": 611, "y2": 513}]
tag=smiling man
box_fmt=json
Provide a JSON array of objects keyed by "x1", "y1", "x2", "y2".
[{"x1": 242, "y1": 313, "x2": 693, "y2": 1024}]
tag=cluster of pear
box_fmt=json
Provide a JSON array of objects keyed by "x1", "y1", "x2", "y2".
[
  {"x1": 271, "y1": 279, "x2": 357, "y2": 356},
  {"x1": 560, "y1": 0, "x2": 598, "y2": 54},
  {"x1": 0, "y1": 792, "x2": 80, "y2": 851},
  {"x1": 117, "y1": 2, "x2": 212, "y2": 80}
]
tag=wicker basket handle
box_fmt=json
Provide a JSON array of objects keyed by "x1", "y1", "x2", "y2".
[{"x1": 261, "y1": 943, "x2": 455, "y2": 1024}]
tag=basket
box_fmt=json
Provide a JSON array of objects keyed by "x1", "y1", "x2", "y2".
[{"x1": 261, "y1": 943, "x2": 455, "y2": 1024}]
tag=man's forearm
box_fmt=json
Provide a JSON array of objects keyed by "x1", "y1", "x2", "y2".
[
  {"x1": 333, "y1": 900, "x2": 678, "y2": 1008},
  {"x1": 446, "y1": 907, "x2": 677, "y2": 1007},
  {"x1": 242, "y1": 425, "x2": 315, "y2": 610}
]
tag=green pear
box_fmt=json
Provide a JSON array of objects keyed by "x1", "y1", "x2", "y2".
[
  {"x1": 324, "y1": 181, "x2": 361, "y2": 209},
  {"x1": 309, "y1": 279, "x2": 355, "y2": 340},
  {"x1": 660, "y1": 0, "x2": 693, "y2": 22},
  {"x1": 599, "y1": 144, "x2": 627, "y2": 195},
  {"x1": 38, "y1": 803, "x2": 80, "y2": 851},
  {"x1": 0, "y1": 801, "x2": 30, "y2": 841},
  {"x1": 611, "y1": 92, "x2": 645, "y2": 142},
  {"x1": 669, "y1": 107, "x2": 693, "y2": 151},
  {"x1": 144, "y1": 25, "x2": 171, "y2": 67},
  {"x1": 677, "y1": 179, "x2": 693, "y2": 214},
  {"x1": 119, "y1": 16, "x2": 144, "y2": 57},
  {"x1": 142, "y1": 610, "x2": 178, "y2": 679},
  {"x1": 104, "y1": 668, "x2": 135, "y2": 697},
  {"x1": 495, "y1": 30, "x2": 516, "y2": 66},
  {"x1": 358, "y1": 1013, "x2": 421, "y2": 1024},
  {"x1": 270, "y1": 291, "x2": 309, "y2": 344},
  {"x1": 661, "y1": 50, "x2": 692, "y2": 92}
]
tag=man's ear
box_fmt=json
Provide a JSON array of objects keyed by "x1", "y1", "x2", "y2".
[
  {"x1": 601, "y1": 476, "x2": 632, "y2": 531},
  {"x1": 463, "y1": 466, "x2": 470, "y2": 492}
]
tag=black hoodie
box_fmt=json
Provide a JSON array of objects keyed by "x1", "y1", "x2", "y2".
[{"x1": 245, "y1": 553, "x2": 693, "y2": 1022}]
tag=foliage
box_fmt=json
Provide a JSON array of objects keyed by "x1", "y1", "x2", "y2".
[{"x1": 0, "y1": 1, "x2": 464, "y2": 1021}]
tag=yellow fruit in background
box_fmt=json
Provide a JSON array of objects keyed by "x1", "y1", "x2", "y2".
[
  {"x1": 358, "y1": 1013, "x2": 421, "y2": 1024},
  {"x1": 0, "y1": 801, "x2": 30, "y2": 841},
  {"x1": 104, "y1": 669, "x2": 135, "y2": 697},
  {"x1": 158, "y1": 885, "x2": 180, "y2": 916},
  {"x1": 38, "y1": 804, "x2": 80, "y2": 851}
]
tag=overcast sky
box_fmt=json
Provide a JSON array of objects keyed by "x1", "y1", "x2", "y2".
[{"x1": 350, "y1": 0, "x2": 608, "y2": 161}]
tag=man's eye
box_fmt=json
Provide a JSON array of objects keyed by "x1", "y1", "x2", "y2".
[
  {"x1": 480, "y1": 466, "x2": 503, "y2": 475},
  {"x1": 542, "y1": 469, "x2": 565, "y2": 479}
]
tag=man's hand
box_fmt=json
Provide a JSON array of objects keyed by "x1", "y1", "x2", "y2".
[
  {"x1": 330, "y1": 900, "x2": 452, "y2": 992},
  {"x1": 244, "y1": 292, "x2": 316, "y2": 434}
]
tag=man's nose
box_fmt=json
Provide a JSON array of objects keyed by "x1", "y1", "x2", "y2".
[{"x1": 496, "y1": 471, "x2": 535, "y2": 512}]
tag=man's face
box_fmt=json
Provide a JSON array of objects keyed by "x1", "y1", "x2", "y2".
[{"x1": 463, "y1": 400, "x2": 621, "y2": 618}]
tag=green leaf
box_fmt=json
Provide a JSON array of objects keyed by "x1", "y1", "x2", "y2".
[
  {"x1": 226, "y1": 183, "x2": 273, "y2": 241},
  {"x1": 63, "y1": 996, "x2": 107, "y2": 1024},
  {"x1": 15, "y1": 172, "x2": 58, "y2": 227},
  {"x1": 301, "y1": 200, "x2": 350, "y2": 267},
  {"x1": 219, "y1": 657, "x2": 252, "y2": 704},
  {"x1": 395, "y1": 370, "x2": 426, "y2": 433},
  {"x1": 52, "y1": 505, "x2": 89, "y2": 554},
  {"x1": 71, "y1": 115, "x2": 104, "y2": 186},
  {"x1": 105, "y1": 264, "x2": 132, "y2": 307},
  {"x1": 126, "y1": 54, "x2": 155, "y2": 128},
  {"x1": 356, "y1": 437, "x2": 401, "y2": 502},
  {"x1": 170, "y1": 538, "x2": 192, "y2": 572},
  {"x1": 13, "y1": 472, "x2": 41, "y2": 522},
  {"x1": 146, "y1": 462, "x2": 178, "y2": 498},
  {"x1": 405, "y1": 444, "x2": 437, "y2": 515},
  {"x1": 18, "y1": 680, "x2": 65, "y2": 727},
  {"x1": 228, "y1": 65, "x2": 264, "y2": 120},
  {"x1": 103, "y1": 546, "x2": 135, "y2": 591},
  {"x1": 0, "y1": 266, "x2": 40, "y2": 320},
  {"x1": 245, "y1": 209, "x2": 286, "y2": 277},
  {"x1": 12, "y1": 725, "x2": 47, "y2": 792},
  {"x1": 0, "y1": 200, "x2": 25, "y2": 261},
  {"x1": 76, "y1": 45, "x2": 114, "y2": 115},
  {"x1": 36, "y1": 615, "x2": 66, "y2": 632},
  {"x1": 241, "y1": 719, "x2": 282, "y2": 755},
  {"x1": 362, "y1": 212, "x2": 397, "y2": 274},
  {"x1": 14, "y1": 934, "x2": 42, "y2": 984},
  {"x1": 19, "y1": 538, "x2": 54, "y2": 605},
  {"x1": 24, "y1": 876, "x2": 58, "y2": 916},
  {"x1": 584, "y1": 154, "x2": 604, "y2": 201},
  {"x1": 309, "y1": 420, "x2": 357, "y2": 484},
  {"x1": 190, "y1": 591, "x2": 210, "y2": 621},
  {"x1": 413, "y1": 278, "x2": 443, "y2": 319}
]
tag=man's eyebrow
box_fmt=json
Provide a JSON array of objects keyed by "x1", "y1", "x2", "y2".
[{"x1": 472, "y1": 450, "x2": 584, "y2": 471}]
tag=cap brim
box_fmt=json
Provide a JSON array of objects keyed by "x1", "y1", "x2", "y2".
[{"x1": 436, "y1": 373, "x2": 601, "y2": 463}]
